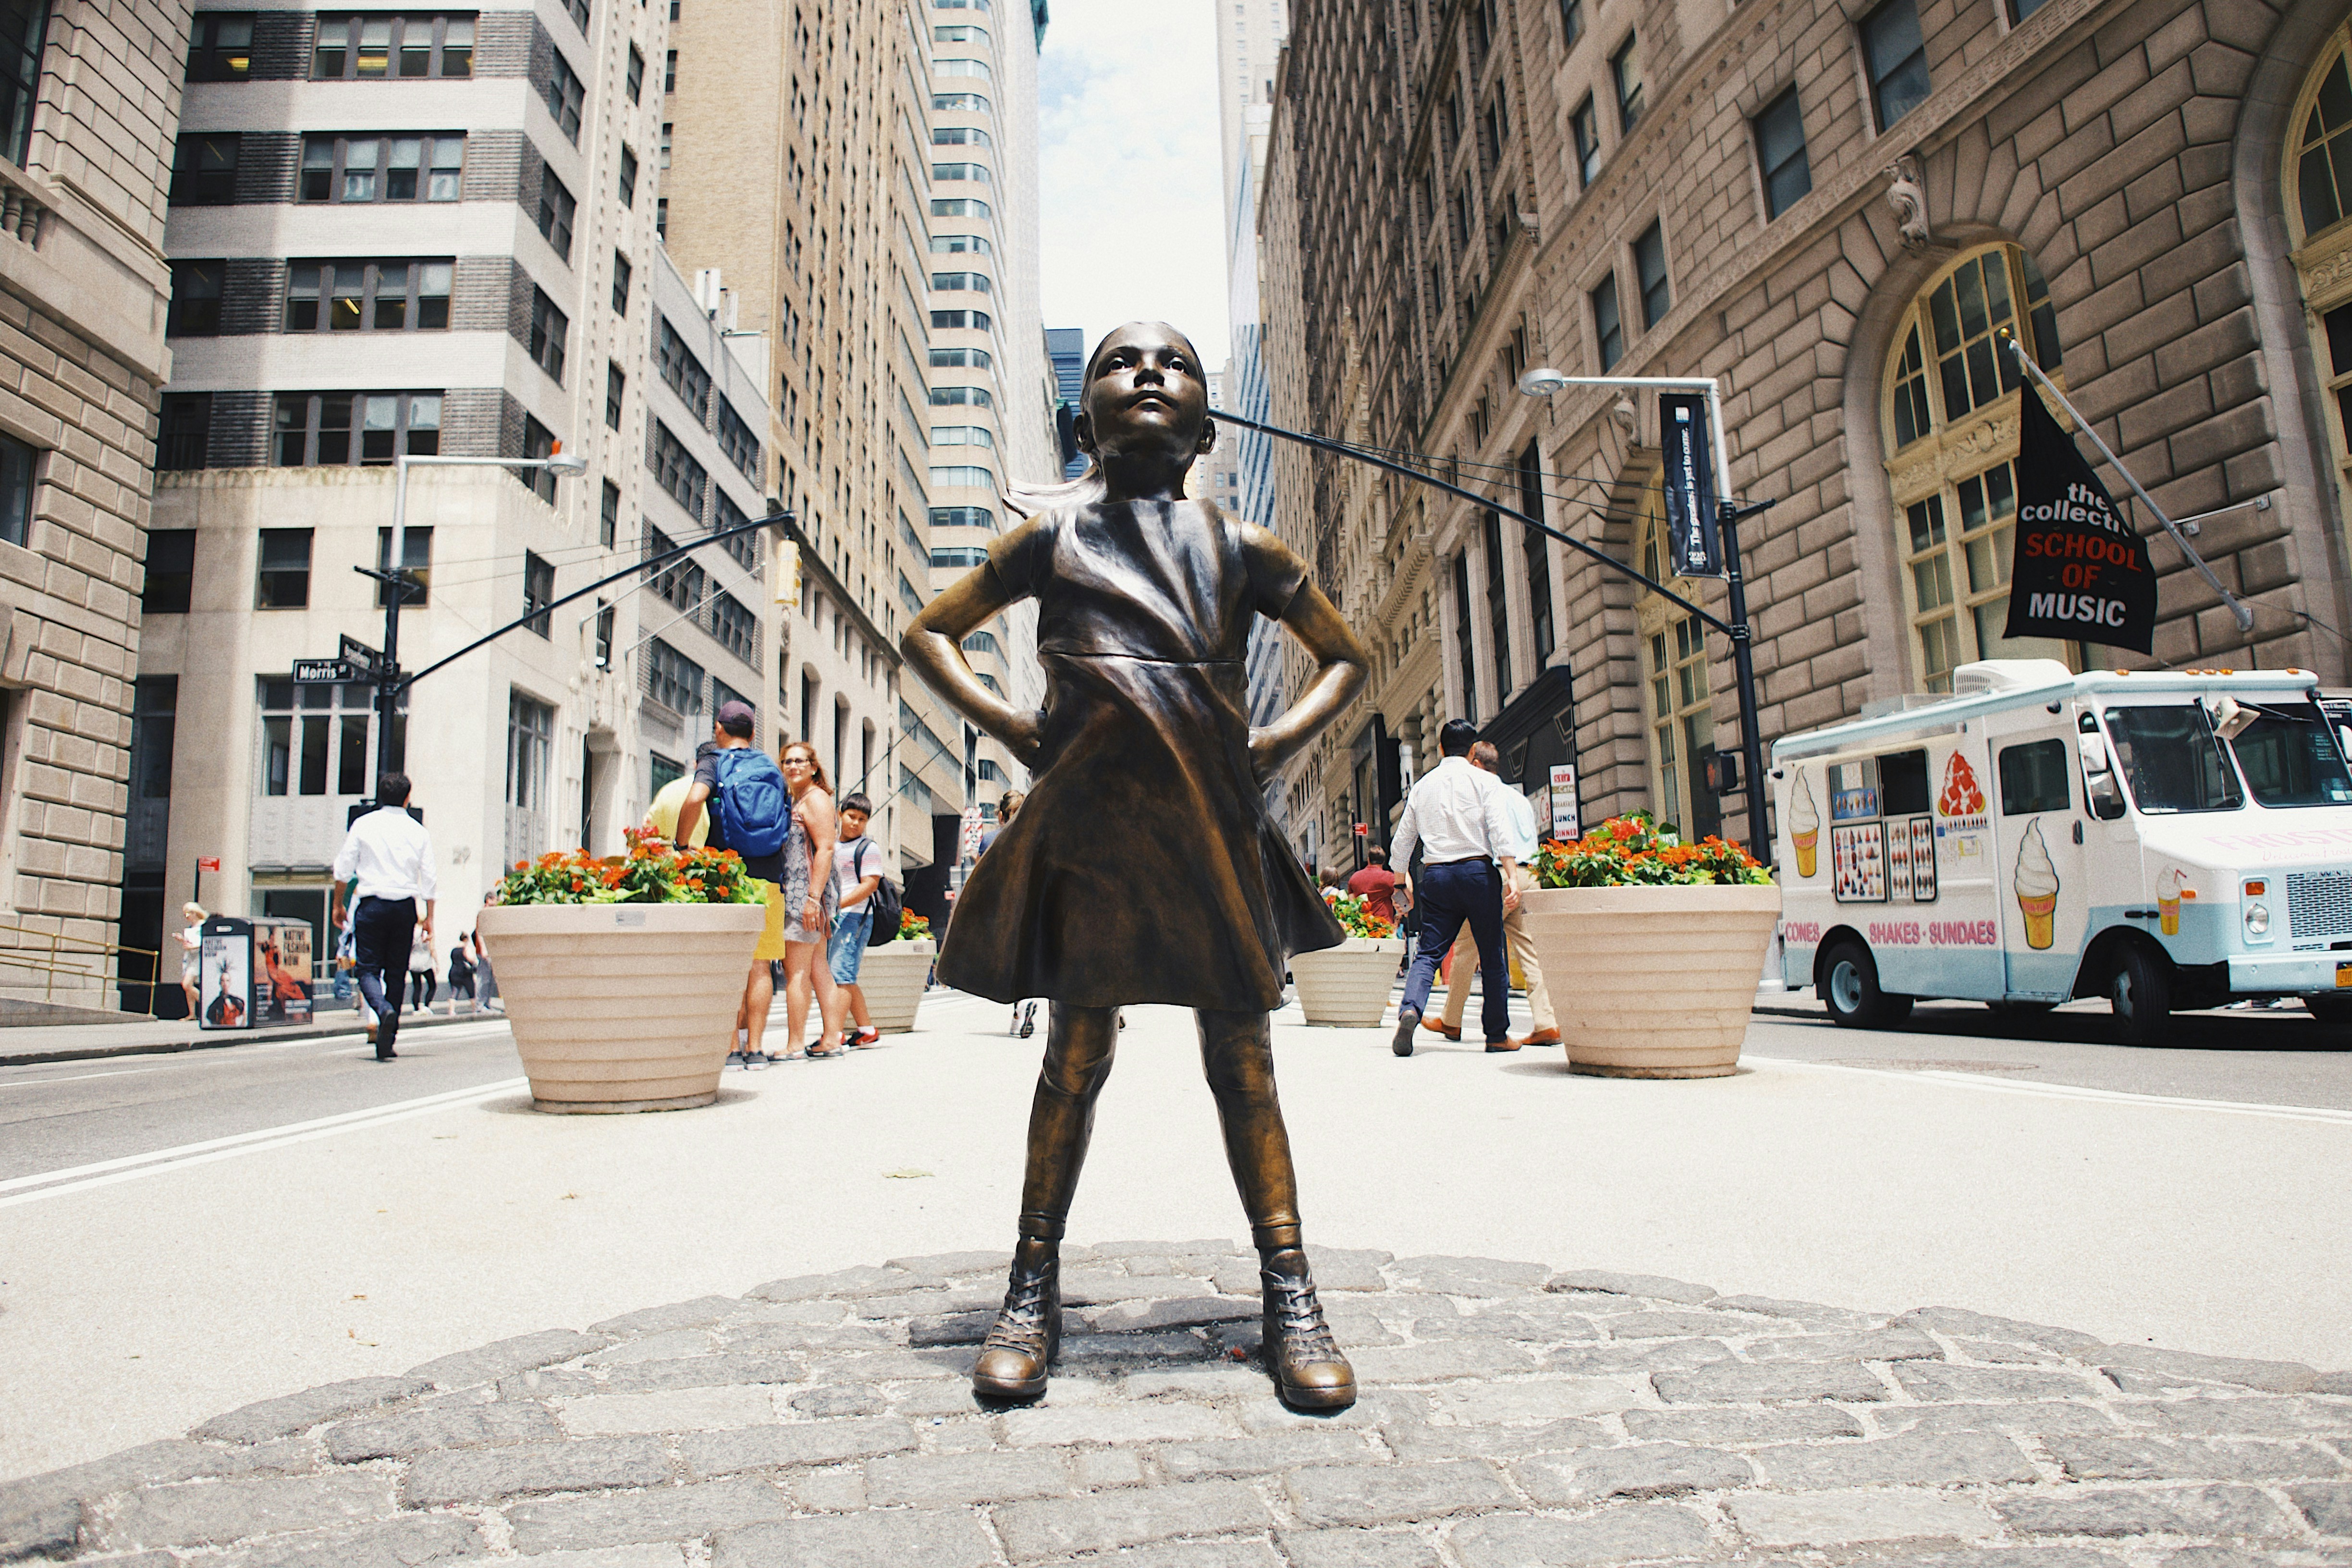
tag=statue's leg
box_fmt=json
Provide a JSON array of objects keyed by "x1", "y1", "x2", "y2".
[
  {"x1": 972, "y1": 1003, "x2": 1117, "y2": 1401},
  {"x1": 1197, "y1": 1008, "x2": 1356, "y2": 1410}
]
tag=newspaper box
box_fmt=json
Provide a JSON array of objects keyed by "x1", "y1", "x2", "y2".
[{"x1": 196, "y1": 916, "x2": 315, "y2": 1029}]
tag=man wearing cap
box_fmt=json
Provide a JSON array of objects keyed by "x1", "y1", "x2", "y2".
[{"x1": 673, "y1": 701, "x2": 791, "y2": 1065}]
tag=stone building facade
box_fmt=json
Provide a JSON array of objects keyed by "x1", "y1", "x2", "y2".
[
  {"x1": 1262, "y1": 0, "x2": 2352, "y2": 871},
  {"x1": 0, "y1": 0, "x2": 186, "y2": 1007}
]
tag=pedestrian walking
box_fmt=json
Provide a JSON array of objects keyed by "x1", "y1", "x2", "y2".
[
  {"x1": 407, "y1": 928, "x2": 437, "y2": 1013},
  {"x1": 671, "y1": 701, "x2": 795, "y2": 1066},
  {"x1": 830, "y1": 791, "x2": 885, "y2": 1047},
  {"x1": 330, "y1": 773, "x2": 435, "y2": 1062},
  {"x1": 775, "y1": 739, "x2": 848, "y2": 1056},
  {"x1": 1423, "y1": 741, "x2": 1558, "y2": 1050},
  {"x1": 446, "y1": 939, "x2": 477, "y2": 1014},
  {"x1": 176, "y1": 902, "x2": 205, "y2": 1020},
  {"x1": 470, "y1": 919, "x2": 499, "y2": 1012},
  {"x1": 1389, "y1": 718, "x2": 1519, "y2": 1056},
  {"x1": 1344, "y1": 847, "x2": 1401, "y2": 927}
]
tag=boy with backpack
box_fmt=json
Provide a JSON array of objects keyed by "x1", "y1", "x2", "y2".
[
  {"x1": 829, "y1": 792, "x2": 894, "y2": 1046},
  {"x1": 670, "y1": 701, "x2": 794, "y2": 1067}
]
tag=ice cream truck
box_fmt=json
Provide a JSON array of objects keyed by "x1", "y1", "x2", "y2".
[{"x1": 1772, "y1": 659, "x2": 2352, "y2": 1042}]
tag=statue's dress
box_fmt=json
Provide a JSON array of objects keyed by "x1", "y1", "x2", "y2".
[{"x1": 936, "y1": 498, "x2": 1344, "y2": 1011}]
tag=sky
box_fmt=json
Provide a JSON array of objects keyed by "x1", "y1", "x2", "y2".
[{"x1": 1035, "y1": 0, "x2": 1231, "y2": 371}]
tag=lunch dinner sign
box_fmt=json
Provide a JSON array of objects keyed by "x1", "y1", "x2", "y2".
[{"x1": 2001, "y1": 382, "x2": 2155, "y2": 654}]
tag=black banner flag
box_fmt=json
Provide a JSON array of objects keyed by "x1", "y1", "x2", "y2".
[
  {"x1": 2002, "y1": 383, "x2": 2155, "y2": 655},
  {"x1": 1659, "y1": 392, "x2": 1721, "y2": 578}
]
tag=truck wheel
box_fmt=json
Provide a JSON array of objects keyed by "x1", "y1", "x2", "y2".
[
  {"x1": 2304, "y1": 994, "x2": 2352, "y2": 1028},
  {"x1": 1820, "y1": 938, "x2": 1912, "y2": 1030},
  {"x1": 2108, "y1": 945, "x2": 2173, "y2": 1046}
]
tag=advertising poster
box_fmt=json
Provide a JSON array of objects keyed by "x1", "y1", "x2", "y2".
[
  {"x1": 1659, "y1": 392, "x2": 1722, "y2": 578},
  {"x1": 1548, "y1": 763, "x2": 1580, "y2": 840},
  {"x1": 255, "y1": 921, "x2": 314, "y2": 1026},
  {"x1": 2002, "y1": 384, "x2": 2155, "y2": 653},
  {"x1": 199, "y1": 929, "x2": 249, "y2": 1030}
]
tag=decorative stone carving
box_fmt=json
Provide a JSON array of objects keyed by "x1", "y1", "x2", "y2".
[{"x1": 1886, "y1": 157, "x2": 1931, "y2": 250}]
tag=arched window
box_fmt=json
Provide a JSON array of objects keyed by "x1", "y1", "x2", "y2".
[
  {"x1": 2284, "y1": 23, "x2": 2352, "y2": 539},
  {"x1": 1634, "y1": 488, "x2": 1719, "y2": 840},
  {"x1": 1880, "y1": 242, "x2": 2068, "y2": 692}
]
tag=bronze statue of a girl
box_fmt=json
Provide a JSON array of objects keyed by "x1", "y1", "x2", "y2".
[{"x1": 903, "y1": 322, "x2": 1372, "y2": 1409}]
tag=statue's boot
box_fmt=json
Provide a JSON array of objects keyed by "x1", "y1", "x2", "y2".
[
  {"x1": 971, "y1": 1234, "x2": 1059, "y2": 1401},
  {"x1": 1259, "y1": 1245, "x2": 1356, "y2": 1409}
]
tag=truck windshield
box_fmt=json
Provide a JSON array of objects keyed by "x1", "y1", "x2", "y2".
[
  {"x1": 2101, "y1": 706, "x2": 2242, "y2": 813},
  {"x1": 2228, "y1": 701, "x2": 2352, "y2": 808}
]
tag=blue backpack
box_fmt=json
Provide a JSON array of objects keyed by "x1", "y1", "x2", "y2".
[{"x1": 710, "y1": 747, "x2": 790, "y2": 858}]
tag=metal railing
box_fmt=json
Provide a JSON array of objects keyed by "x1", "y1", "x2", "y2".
[{"x1": 0, "y1": 920, "x2": 163, "y2": 1013}]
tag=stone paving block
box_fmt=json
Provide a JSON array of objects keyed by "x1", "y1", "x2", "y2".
[
  {"x1": 673, "y1": 1418, "x2": 919, "y2": 1479},
  {"x1": 1388, "y1": 1256, "x2": 1551, "y2": 1297},
  {"x1": 1077, "y1": 1447, "x2": 1148, "y2": 1489},
  {"x1": 191, "y1": 1377, "x2": 432, "y2": 1444},
  {"x1": 1064, "y1": 1334, "x2": 1221, "y2": 1365},
  {"x1": 1380, "y1": 1419, "x2": 1609, "y2": 1462},
  {"x1": 1061, "y1": 1272, "x2": 1212, "y2": 1304},
  {"x1": 1514, "y1": 1443, "x2": 1752, "y2": 1505},
  {"x1": 92, "y1": 1472, "x2": 397, "y2": 1552},
  {"x1": 1861, "y1": 1554, "x2": 2122, "y2": 1568},
  {"x1": 506, "y1": 1478, "x2": 794, "y2": 1553},
  {"x1": 403, "y1": 1436, "x2": 673, "y2": 1506},
  {"x1": 1422, "y1": 1376, "x2": 1643, "y2": 1424},
  {"x1": 2289, "y1": 1482, "x2": 2352, "y2": 1534},
  {"x1": 324, "y1": 1399, "x2": 562, "y2": 1462},
  {"x1": 1348, "y1": 1341, "x2": 1539, "y2": 1382},
  {"x1": 1122, "y1": 1366, "x2": 1269, "y2": 1401},
  {"x1": 1210, "y1": 1248, "x2": 1390, "y2": 1296},
  {"x1": 713, "y1": 1505, "x2": 997, "y2": 1568},
  {"x1": 786, "y1": 1467, "x2": 866, "y2": 1512},
  {"x1": 716, "y1": 1300, "x2": 850, "y2": 1330},
  {"x1": 2315, "y1": 1372, "x2": 2352, "y2": 1396},
  {"x1": 1051, "y1": 1542, "x2": 1285, "y2": 1568},
  {"x1": 864, "y1": 1449, "x2": 1071, "y2": 1506},
  {"x1": 2098, "y1": 1344, "x2": 2319, "y2": 1394},
  {"x1": 1544, "y1": 1340, "x2": 1735, "y2": 1378},
  {"x1": 0, "y1": 1436, "x2": 318, "y2": 1517},
  {"x1": 1601, "y1": 1309, "x2": 1769, "y2": 1340},
  {"x1": 587, "y1": 1331, "x2": 722, "y2": 1365},
  {"x1": 1731, "y1": 1487, "x2": 1997, "y2": 1546},
  {"x1": 855, "y1": 1288, "x2": 1003, "y2": 1321},
  {"x1": 1000, "y1": 1400, "x2": 1237, "y2": 1447},
  {"x1": 1621, "y1": 1404, "x2": 1864, "y2": 1446},
  {"x1": 1997, "y1": 1485, "x2": 2299, "y2": 1539},
  {"x1": 1874, "y1": 1401, "x2": 2122, "y2": 1437},
  {"x1": 516, "y1": 1549, "x2": 686, "y2": 1568},
  {"x1": 205, "y1": 1513, "x2": 483, "y2": 1567},
  {"x1": 1951, "y1": 1338, "x2": 2068, "y2": 1366},
  {"x1": 1277, "y1": 1525, "x2": 1444, "y2": 1567},
  {"x1": 1654, "y1": 1359, "x2": 1888, "y2": 1404},
  {"x1": 588, "y1": 1297, "x2": 742, "y2": 1336},
  {"x1": 884, "y1": 1250, "x2": 1012, "y2": 1275},
  {"x1": 888, "y1": 1380, "x2": 987, "y2": 1417},
  {"x1": 745, "y1": 1267, "x2": 943, "y2": 1302},
  {"x1": 1083, "y1": 1296, "x2": 1259, "y2": 1334},
  {"x1": 1089, "y1": 1239, "x2": 1240, "y2": 1259},
  {"x1": 1892, "y1": 1307, "x2": 2105, "y2": 1356},
  {"x1": 1713, "y1": 1294, "x2": 1880, "y2": 1329},
  {"x1": 1234, "y1": 1390, "x2": 1410, "y2": 1433},
  {"x1": 786, "y1": 1385, "x2": 882, "y2": 1418},
  {"x1": 826, "y1": 1349, "x2": 963, "y2": 1381},
  {"x1": 2154, "y1": 1551, "x2": 2275, "y2": 1568},
  {"x1": 1751, "y1": 1430, "x2": 2037, "y2": 1489},
  {"x1": 591, "y1": 1354, "x2": 808, "y2": 1394},
  {"x1": 1125, "y1": 1255, "x2": 1234, "y2": 1279},
  {"x1": 2051, "y1": 1435, "x2": 2347, "y2": 1481},
  {"x1": 992, "y1": 1478, "x2": 1270, "y2": 1560},
  {"x1": 558, "y1": 1385, "x2": 775, "y2": 1436},
  {"x1": 1157, "y1": 1429, "x2": 1382, "y2": 1480},
  {"x1": 1409, "y1": 1311, "x2": 1580, "y2": 1345},
  {"x1": 1740, "y1": 1329, "x2": 1944, "y2": 1363},
  {"x1": 1891, "y1": 1363, "x2": 2109, "y2": 1402},
  {"x1": 1282, "y1": 1458, "x2": 1512, "y2": 1526},
  {"x1": 405, "y1": 1329, "x2": 612, "y2": 1390},
  {"x1": 2133, "y1": 1396, "x2": 2352, "y2": 1436},
  {"x1": 1546, "y1": 1270, "x2": 1717, "y2": 1305},
  {"x1": 1449, "y1": 1502, "x2": 1715, "y2": 1567},
  {"x1": 0, "y1": 1499, "x2": 78, "y2": 1559}
]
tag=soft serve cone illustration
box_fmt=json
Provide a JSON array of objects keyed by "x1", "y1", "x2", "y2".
[
  {"x1": 2013, "y1": 819, "x2": 2061, "y2": 950},
  {"x1": 2158, "y1": 866, "x2": 2185, "y2": 936},
  {"x1": 1791, "y1": 772, "x2": 1820, "y2": 877}
]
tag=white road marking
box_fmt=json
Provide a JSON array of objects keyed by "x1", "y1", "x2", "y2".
[
  {"x1": 0, "y1": 1068, "x2": 151, "y2": 1091},
  {"x1": 1746, "y1": 1054, "x2": 2352, "y2": 1126}
]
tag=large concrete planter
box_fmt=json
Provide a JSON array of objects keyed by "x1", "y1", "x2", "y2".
[
  {"x1": 857, "y1": 938, "x2": 934, "y2": 1033},
  {"x1": 1289, "y1": 937, "x2": 1407, "y2": 1026},
  {"x1": 1519, "y1": 884, "x2": 1781, "y2": 1078},
  {"x1": 476, "y1": 902, "x2": 766, "y2": 1112}
]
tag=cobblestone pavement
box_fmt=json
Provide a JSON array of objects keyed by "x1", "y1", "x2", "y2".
[{"x1": 6, "y1": 1244, "x2": 2349, "y2": 1566}]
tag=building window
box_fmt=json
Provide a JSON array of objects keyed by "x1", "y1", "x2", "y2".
[
  {"x1": 931, "y1": 162, "x2": 991, "y2": 184},
  {"x1": 562, "y1": 0, "x2": 587, "y2": 32},
  {"x1": 312, "y1": 13, "x2": 474, "y2": 78},
  {"x1": 1634, "y1": 494, "x2": 1718, "y2": 840},
  {"x1": 931, "y1": 309, "x2": 992, "y2": 331},
  {"x1": 529, "y1": 288, "x2": 568, "y2": 382},
  {"x1": 626, "y1": 42, "x2": 644, "y2": 100},
  {"x1": 523, "y1": 551, "x2": 554, "y2": 636},
  {"x1": 648, "y1": 637, "x2": 703, "y2": 714},
  {"x1": 594, "y1": 600, "x2": 613, "y2": 668},
  {"x1": 712, "y1": 490, "x2": 759, "y2": 570},
  {"x1": 932, "y1": 124, "x2": 991, "y2": 147},
  {"x1": 649, "y1": 421, "x2": 708, "y2": 515},
  {"x1": 605, "y1": 362, "x2": 625, "y2": 429},
  {"x1": 260, "y1": 678, "x2": 379, "y2": 797},
  {"x1": 1518, "y1": 442, "x2": 1554, "y2": 663},
  {"x1": 2288, "y1": 30, "x2": 2352, "y2": 542},
  {"x1": 931, "y1": 425, "x2": 993, "y2": 448},
  {"x1": 1610, "y1": 35, "x2": 1642, "y2": 132},
  {"x1": 930, "y1": 384, "x2": 992, "y2": 408},
  {"x1": 899, "y1": 573, "x2": 922, "y2": 613},
  {"x1": 284, "y1": 259, "x2": 452, "y2": 331},
  {"x1": 169, "y1": 134, "x2": 239, "y2": 205},
  {"x1": 600, "y1": 478, "x2": 619, "y2": 546},
  {"x1": 537, "y1": 171, "x2": 576, "y2": 259},
  {"x1": 1564, "y1": 97, "x2": 1598, "y2": 189},
  {"x1": 656, "y1": 319, "x2": 711, "y2": 417},
  {"x1": 647, "y1": 526, "x2": 701, "y2": 611},
  {"x1": 660, "y1": 122, "x2": 670, "y2": 168},
  {"x1": 656, "y1": 196, "x2": 667, "y2": 240},
  {"x1": 930, "y1": 270, "x2": 992, "y2": 292},
  {"x1": 375, "y1": 525, "x2": 432, "y2": 607},
  {"x1": 504, "y1": 690, "x2": 554, "y2": 865},
  {"x1": 540, "y1": 49, "x2": 583, "y2": 139},
  {"x1": 0, "y1": 430, "x2": 29, "y2": 546},
  {"x1": 2007, "y1": 0, "x2": 2048, "y2": 17},
  {"x1": 1591, "y1": 271, "x2": 1623, "y2": 370},
  {"x1": 1452, "y1": 552, "x2": 1478, "y2": 720},
  {"x1": 0, "y1": 0, "x2": 41, "y2": 167},
  {"x1": 2292, "y1": 40, "x2": 2352, "y2": 242},
  {"x1": 931, "y1": 505, "x2": 994, "y2": 530},
  {"x1": 611, "y1": 250, "x2": 632, "y2": 313},
  {"x1": 716, "y1": 401, "x2": 759, "y2": 479},
  {"x1": 187, "y1": 12, "x2": 253, "y2": 81},
  {"x1": 300, "y1": 133, "x2": 464, "y2": 201},
  {"x1": 934, "y1": 56, "x2": 989, "y2": 80},
  {"x1": 1634, "y1": 220, "x2": 1670, "y2": 329},
  {"x1": 1862, "y1": 0, "x2": 1929, "y2": 132},
  {"x1": 255, "y1": 527, "x2": 312, "y2": 609},
  {"x1": 168, "y1": 261, "x2": 224, "y2": 336},
  {"x1": 1482, "y1": 512, "x2": 1513, "y2": 699},
  {"x1": 1754, "y1": 87, "x2": 1811, "y2": 219},
  {"x1": 521, "y1": 416, "x2": 558, "y2": 502},
  {"x1": 157, "y1": 394, "x2": 210, "y2": 472},
  {"x1": 929, "y1": 464, "x2": 995, "y2": 492},
  {"x1": 710, "y1": 590, "x2": 757, "y2": 665},
  {"x1": 1880, "y1": 243, "x2": 2070, "y2": 691},
  {"x1": 932, "y1": 90, "x2": 988, "y2": 112},
  {"x1": 962, "y1": 630, "x2": 999, "y2": 657},
  {"x1": 618, "y1": 145, "x2": 638, "y2": 207},
  {"x1": 932, "y1": 546, "x2": 987, "y2": 568},
  {"x1": 1558, "y1": 0, "x2": 1581, "y2": 48},
  {"x1": 273, "y1": 392, "x2": 441, "y2": 466},
  {"x1": 933, "y1": 22, "x2": 986, "y2": 43},
  {"x1": 143, "y1": 529, "x2": 195, "y2": 613},
  {"x1": 662, "y1": 46, "x2": 674, "y2": 91},
  {"x1": 931, "y1": 196, "x2": 991, "y2": 220}
]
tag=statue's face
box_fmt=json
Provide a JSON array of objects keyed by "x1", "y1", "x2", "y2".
[{"x1": 1079, "y1": 323, "x2": 1213, "y2": 463}]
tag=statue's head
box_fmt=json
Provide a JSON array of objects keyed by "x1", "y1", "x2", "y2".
[{"x1": 1074, "y1": 321, "x2": 1215, "y2": 469}]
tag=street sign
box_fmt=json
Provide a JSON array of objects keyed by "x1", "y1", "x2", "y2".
[
  {"x1": 339, "y1": 633, "x2": 381, "y2": 671},
  {"x1": 196, "y1": 856, "x2": 220, "y2": 872},
  {"x1": 293, "y1": 658, "x2": 355, "y2": 684}
]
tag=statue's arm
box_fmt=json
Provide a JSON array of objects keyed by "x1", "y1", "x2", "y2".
[
  {"x1": 902, "y1": 556, "x2": 1042, "y2": 766},
  {"x1": 1242, "y1": 524, "x2": 1370, "y2": 782}
]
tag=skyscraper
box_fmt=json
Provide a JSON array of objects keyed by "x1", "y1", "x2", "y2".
[{"x1": 1046, "y1": 326, "x2": 1085, "y2": 479}]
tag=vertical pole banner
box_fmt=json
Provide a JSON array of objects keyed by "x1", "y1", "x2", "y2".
[
  {"x1": 1659, "y1": 392, "x2": 1722, "y2": 578},
  {"x1": 2002, "y1": 385, "x2": 2155, "y2": 654}
]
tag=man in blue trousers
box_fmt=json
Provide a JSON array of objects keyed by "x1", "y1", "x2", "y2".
[
  {"x1": 1388, "y1": 719, "x2": 1519, "y2": 1056},
  {"x1": 331, "y1": 773, "x2": 436, "y2": 1062}
]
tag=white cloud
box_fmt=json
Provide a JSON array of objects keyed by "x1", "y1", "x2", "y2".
[{"x1": 1037, "y1": 0, "x2": 1230, "y2": 369}]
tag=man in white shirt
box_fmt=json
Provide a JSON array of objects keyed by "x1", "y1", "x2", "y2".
[
  {"x1": 1389, "y1": 718, "x2": 1519, "y2": 1056},
  {"x1": 331, "y1": 772, "x2": 437, "y2": 1062},
  {"x1": 1427, "y1": 741, "x2": 1557, "y2": 1049}
]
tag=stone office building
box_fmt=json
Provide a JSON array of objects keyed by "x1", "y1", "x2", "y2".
[{"x1": 1262, "y1": 0, "x2": 2352, "y2": 867}]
